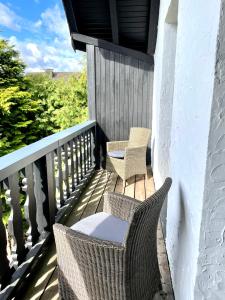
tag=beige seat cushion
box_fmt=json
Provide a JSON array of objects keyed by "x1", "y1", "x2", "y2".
[{"x1": 71, "y1": 212, "x2": 129, "y2": 244}]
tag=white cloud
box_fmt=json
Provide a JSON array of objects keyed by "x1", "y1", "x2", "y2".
[
  {"x1": 0, "y1": 2, "x2": 21, "y2": 31},
  {"x1": 26, "y1": 43, "x2": 41, "y2": 59},
  {"x1": 34, "y1": 20, "x2": 42, "y2": 28},
  {"x1": 39, "y1": 5, "x2": 70, "y2": 41},
  {"x1": 8, "y1": 35, "x2": 85, "y2": 72},
  {"x1": 1, "y1": 3, "x2": 85, "y2": 72}
]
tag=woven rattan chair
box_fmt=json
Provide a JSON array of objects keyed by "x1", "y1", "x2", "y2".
[
  {"x1": 106, "y1": 127, "x2": 151, "y2": 187},
  {"x1": 53, "y1": 178, "x2": 172, "y2": 300}
]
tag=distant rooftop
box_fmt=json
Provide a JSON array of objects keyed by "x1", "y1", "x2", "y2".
[{"x1": 27, "y1": 69, "x2": 78, "y2": 80}]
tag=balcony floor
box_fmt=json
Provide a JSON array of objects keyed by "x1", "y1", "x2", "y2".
[{"x1": 23, "y1": 168, "x2": 174, "y2": 300}]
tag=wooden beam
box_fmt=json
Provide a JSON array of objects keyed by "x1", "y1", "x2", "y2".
[
  {"x1": 108, "y1": 0, "x2": 119, "y2": 44},
  {"x1": 62, "y1": 0, "x2": 78, "y2": 33},
  {"x1": 72, "y1": 33, "x2": 154, "y2": 64},
  {"x1": 147, "y1": 0, "x2": 160, "y2": 55},
  {"x1": 87, "y1": 45, "x2": 96, "y2": 120}
]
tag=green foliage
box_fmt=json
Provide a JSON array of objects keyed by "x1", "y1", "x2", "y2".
[
  {"x1": 26, "y1": 73, "x2": 59, "y2": 137},
  {"x1": 0, "y1": 38, "x2": 88, "y2": 157},
  {"x1": 0, "y1": 39, "x2": 41, "y2": 156},
  {"x1": 50, "y1": 72, "x2": 88, "y2": 130},
  {"x1": 0, "y1": 39, "x2": 27, "y2": 88},
  {"x1": 26, "y1": 71, "x2": 88, "y2": 134},
  {"x1": 0, "y1": 86, "x2": 41, "y2": 155}
]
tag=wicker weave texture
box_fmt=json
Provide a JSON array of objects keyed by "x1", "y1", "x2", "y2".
[
  {"x1": 106, "y1": 128, "x2": 151, "y2": 184},
  {"x1": 103, "y1": 192, "x2": 141, "y2": 222},
  {"x1": 53, "y1": 178, "x2": 172, "y2": 300},
  {"x1": 125, "y1": 178, "x2": 172, "y2": 300},
  {"x1": 54, "y1": 225, "x2": 126, "y2": 300}
]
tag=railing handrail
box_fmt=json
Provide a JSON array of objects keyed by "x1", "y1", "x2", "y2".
[{"x1": 0, "y1": 120, "x2": 96, "y2": 181}]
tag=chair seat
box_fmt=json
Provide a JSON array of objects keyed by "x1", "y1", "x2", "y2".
[
  {"x1": 107, "y1": 150, "x2": 125, "y2": 159},
  {"x1": 71, "y1": 212, "x2": 129, "y2": 244}
]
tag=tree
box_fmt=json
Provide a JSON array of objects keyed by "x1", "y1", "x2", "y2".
[
  {"x1": 26, "y1": 73, "x2": 59, "y2": 137},
  {"x1": 26, "y1": 69, "x2": 88, "y2": 133},
  {"x1": 0, "y1": 38, "x2": 88, "y2": 157},
  {"x1": 0, "y1": 39, "x2": 40, "y2": 156},
  {"x1": 0, "y1": 39, "x2": 26, "y2": 88},
  {"x1": 51, "y1": 71, "x2": 88, "y2": 130}
]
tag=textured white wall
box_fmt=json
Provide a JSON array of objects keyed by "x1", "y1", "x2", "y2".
[
  {"x1": 151, "y1": 0, "x2": 178, "y2": 234},
  {"x1": 194, "y1": 1, "x2": 225, "y2": 298},
  {"x1": 152, "y1": 0, "x2": 221, "y2": 299},
  {"x1": 152, "y1": 0, "x2": 171, "y2": 185}
]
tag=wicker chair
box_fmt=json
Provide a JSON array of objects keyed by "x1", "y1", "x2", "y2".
[
  {"x1": 106, "y1": 127, "x2": 151, "y2": 187},
  {"x1": 53, "y1": 178, "x2": 172, "y2": 300}
]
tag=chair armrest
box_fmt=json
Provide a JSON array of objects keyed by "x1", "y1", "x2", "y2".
[
  {"x1": 103, "y1": 192, "x2": 141, "y2": 222},
  {"x1": 124, "y1": 145, "x2": 147, "y2": 160},
  {"x1": 107, "y1": 140, "x2": 129, "y2": 152}
]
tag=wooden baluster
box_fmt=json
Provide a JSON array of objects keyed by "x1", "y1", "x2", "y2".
[
  {"x1": 88, "y1": 130, "x2": 91, "y2": 169},
  {"x1": 21, "y1": 165, "x2": 39, "y2": 249},
  {"x1": 61, "y1": 148, "x2": 67, "y2": 201},
  {"x1": 63, "y1": 144, "x2": 70, "y2": 199},
  {"x1": 74, "y1": 138, "x2": 79, "y2": 186},
  {"x1": 6, "y1": 174, "x2": 26, "y2": 269},
  {"x1": 56, "y1": 147, "x2": 64, "y2": 207},
  {"x1": 91, "y1": 126, "x2": 97, "y2": 168},
  {"x1": 86, "y1": 132, "x2": 89, "y2": 171},
  {"x1": 33, "y1": 160, "x2": 48, "y2": 239},
  {"x1": 0, "y1": 183, "x2": 11, "y2": 289},
  {"x1": 83, "y1": 133, "x2": 87, "y2": 175},
  {"x1": 67, "y1": 144, "x2": 72, "y2": 193},
  {"x1": 78, "y1": 136, "x2": 83, "y2": 181},
  {"x1": 54, "y1": 153, "x2": 61, "y2": 209},
  {"x1": 70, "y1": 140, "x2": 75, "y2": 191},
  {"x1": 46, "y1": 152, "x2": 56, "y2": 227},
  {"x1": 81, "y1": 135, "x2": 84, "y2": 179}
]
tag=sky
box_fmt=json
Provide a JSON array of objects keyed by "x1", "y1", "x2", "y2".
[{"x1": 0, "y1": 0, "x2": 84, "y2": 72}]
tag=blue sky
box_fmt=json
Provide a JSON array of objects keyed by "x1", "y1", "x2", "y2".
[{"x1": 0, "y1": 1, "x2": 84, "y2": 72}]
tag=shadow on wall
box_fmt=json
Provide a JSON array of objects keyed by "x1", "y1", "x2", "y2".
[
  {"x1": 100, "y1": 48, "x2": 154, "y2": 71},
  {"x1": 172, "y1": 184, "x2": 189, "y2": 295}
]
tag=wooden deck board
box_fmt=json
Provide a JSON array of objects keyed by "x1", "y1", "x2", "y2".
[
  {"x1": 135, "y1": 174, "x2": 146, "y2": 201},
  {"x1": 96, "y1": 172, "x2": 118, "y2": 212},
  {"x1": 65, "y1": 170, "x2": 103, "y2": 227},
  {"x1": 124, "y1": 175, "x2": 135, "y2": 198},
  {"x1": 23, "y1": 245, "x2": 57, "y2": 300},
  {"x1": 145, "y1": 167, "x2": 155, "y2": 198},
  {"x1": 23, "y1": 168, "x2": 174, "y2": 300},
  {"x1": 81, "y1": 170, "x2": 108, "y2": 218}
]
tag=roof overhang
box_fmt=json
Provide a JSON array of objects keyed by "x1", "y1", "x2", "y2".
[{"x1": 62, "y1": 0, "x2": 160, "y2": 63}]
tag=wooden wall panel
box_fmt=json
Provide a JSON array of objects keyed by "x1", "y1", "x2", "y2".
[{"x1": 87, "y1": 45, "x2": 153, "y2": 165}]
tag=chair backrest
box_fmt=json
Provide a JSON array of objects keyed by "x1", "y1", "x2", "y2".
[
  {"x1": 125, "y1": 178, "x2": 172, "y2": 300},
  {"x1": 128, "y1": 127, "x2": 151, "y2": 147}
]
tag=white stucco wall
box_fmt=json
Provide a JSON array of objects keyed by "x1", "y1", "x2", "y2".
[
  {"x1": 152, "y1": 0, "x2": 171, "y2": 186},
  {"x1": 194, "y1": 1, "x2": 225, "y2": 298},
  {"x1": 151, "y1": 0, "x2": 178, "y2": 233},
  {"x1": 152, "y1": 0, "x2": 221, "y2": 299}
]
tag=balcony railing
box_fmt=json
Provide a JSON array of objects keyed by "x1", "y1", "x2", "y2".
[{"x1": 0, "y1": 120, "x2": 96, "y2": 299}]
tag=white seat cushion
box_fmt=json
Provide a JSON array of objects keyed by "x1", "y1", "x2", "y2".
[
  {"x1": 107, "y1": 150, "x2": 125, "y2": 159},
  {"x1": 71, "y1": 212, "x2": 129, "y2": 244}
]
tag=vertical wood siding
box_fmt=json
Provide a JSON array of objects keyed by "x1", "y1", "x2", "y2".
[{"x1": 87, "y1": 45, "x2": 153, "y2": 164}]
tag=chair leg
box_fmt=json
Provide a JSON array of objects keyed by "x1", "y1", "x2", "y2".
[
  {"x1": 123, "y1": 180, "x2": 126, "y2": 188},
  {"x1": 145, "y1": 168, "x2": 148, "y2": 180}
]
